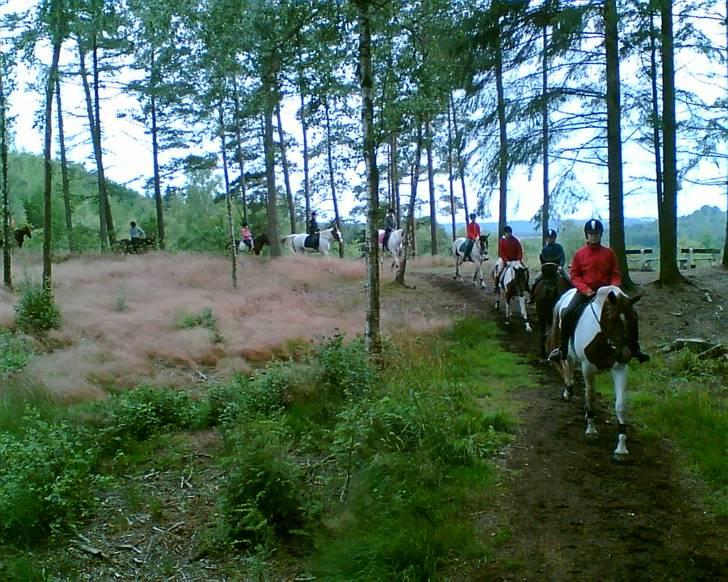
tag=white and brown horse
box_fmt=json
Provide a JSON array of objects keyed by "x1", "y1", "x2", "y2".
[
  {"x1": 494, "y1": 260, "x2": 531, "y2": 332},
  {"x1": 378, "y1": 228, "x2": 403, "y2": 271},
  {"x1": 452, "y1": 234, "x2": 490, "y2": 287},
  {"x1": 548, "y1": 286, "x2": 646, "y2": 457},
  {"x1": 281, "y1": 227, "x2": 342, "y2": 258}
]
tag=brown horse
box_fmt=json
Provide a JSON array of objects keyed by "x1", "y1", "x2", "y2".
[
  {"x1": 533, "y1": 262, "x2": 572, "y2": 359},
  {"x1": 229, "y1": 233, "x2": 269, "y2": 256},
  {"x1": 494, "y1": 260, "x2": 532, "y2": 332},
  {"x1": 0, "y1": 225, "x2": 32, "y2": 249}
]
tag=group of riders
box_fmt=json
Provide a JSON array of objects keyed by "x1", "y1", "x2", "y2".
[{"x1": 460, "y1": 215, "x2": 649, "y2": 365}]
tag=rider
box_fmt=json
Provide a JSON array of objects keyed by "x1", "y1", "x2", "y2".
[
  {"x1": 464, "y1": 213, "x2": 480, "y2": 262},
  {"x1": 129, "y1": 221, "x2": 145, "y2": 251},
  {"x1": 494, "y1": 225, "x2": 523, "y2": 291},
  {"x1": 383, "y1": 207, "x2": 396, "y2": 252},
  {"x1": 239, "y1": 222, "x2": 253, "y2": 253},
  {"x1": 308, "y1": 210, "x2": 320, "y2": 251},
  {"x1": 528, "y1": 228, "x2": 568, "y2": 304},
  {"x1": 548, "y1": 219, "x2": 649, "y2": 363}
]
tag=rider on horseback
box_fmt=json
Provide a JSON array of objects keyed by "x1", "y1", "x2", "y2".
[
  {"x1": 528, "y1": 229, "x2": 568, "y2": 304},
  {"x1": 493, "y1": 225, "x2": 523, "y2": 291},
  {"x1": 464, "y1": 213, "x2": 480, "y2": 262},
  {"x1": 383, "y1": 207, "x2": 396, "y2": 252},
  {"x1": 548, "y1": 219, "x2": 649, "y2": 363},
  {"x1": 308, "y1": 211, "x2": 320, "y2": 251}
]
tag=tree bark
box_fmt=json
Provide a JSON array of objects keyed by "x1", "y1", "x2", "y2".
[
  {"x1": 450, "y1": 92, "x2": 469, "y2": 222},
  {"x1": 1, "y1": 59, "x2": 12, "y2": 288},
  {"x1": 150, "y1": 49, "x2": 165, "y2": 250},
  {"x1": 356, "y1": 0, "x2": 382, "y2": 358},
  {"x1": 648, "y1": 10, "x2": 664, "y2": 234},
  {"x1": 232, "y1": 78, "x2": 249, "y2": 223},
  {"x1": 495, "y1": 23, "x2": 508, "y2": 237},
  {"x1": 92, "y1": 38, "x2": 115, "y2": 243},
  {"x1": 276, "y1": 101, "x2": 296, "y2": 234},
  {"x1": 723, "y1": 0, "x2": 728, "y2": 268},
  {"x1": 391, "y1": 131, "x2": 401, "y2": 227},
  {"x1": 658, "y1": 0, "x2": 682, "y2": 283},
  {"x1": 56, "y1": 75, "x2": 75, "y2": 254},
  {"x1": 396, "y1": 123, "x2": 423, "y2": 286},
  {"x1": 426, "y1": 119, "x2": 438, "y2": 255},
  {"x1": 604, "y1": 0, "x2": 633, "y2": 288},
  {"x1": 541, "y1": 22, "x2": 550, "y2": 244},
  {"x1": 263, "y1": 63, "x2": 282, "y2": 258},
  {"x1": 219, "y1": 101, "x2": 238, "y2": 289},
  {"x1": 297, "y1": 54, "x2": 311, "y2": 226},
  {"x1": 447, "y1": 98, "x2": 457, "y2": 241},
  {"x1": 324, "y1": 99, "x2": 344, "y2": 258},
  {"x1": 43, "y1": 37, "x2": 62, "y2": 289}
]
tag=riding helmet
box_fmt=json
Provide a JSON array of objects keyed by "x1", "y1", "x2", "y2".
[
  {"x1": 469, "y1": 213, "x2": 477, "y2": 220},
  {"x1": 311, "y1": 210, "x2": 318, "y2": 216},
  {"x1": 547, "y1": 229, "x2": 557, "y2": 238},
  {"x1": 503, "y1": 225, "x2": 513, "y2": 234},
  {"x1": 584, "y1": 219, "x2": 604, "y2": 235}
]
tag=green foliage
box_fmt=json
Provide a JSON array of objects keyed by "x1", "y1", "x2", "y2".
[
  {"x1": 314, "y1": 334, "x2": 375, "y2": 400},
  {"x1": 93, "y1": 386, "x2": 198, "y2": 452},
  {"x1": 175, "y1": 307, "x2": 223, "y2": 343},
  {"x1": 0, "y1": 331, "x2": 33, "y2": 379},
  {"x1": 220, "y1": 421, "x2": 310, "y2": 546},
  {"x1": 0, "y1": 408, "x2": 97, "y2": 546},
  {"x1": 14, "y1": 283, "x2": 61, "y2": 334}
]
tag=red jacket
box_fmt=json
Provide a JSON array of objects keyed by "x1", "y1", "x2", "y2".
[
  {"x1": 570, "y1": 243, "x2": 621, "y2": 295},
  {"x1": 498, "y1": 236, "x2": 523, "y2": 261},
  {"x1": 466, "y1": 222, "x2": 481, "y2": 240}
]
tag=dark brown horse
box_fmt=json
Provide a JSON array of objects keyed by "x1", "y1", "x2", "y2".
[
  {"x1": 0, "y1": 225, "x2": 32, "y2": 249},
  {"x1": 229, "y1": 233, "x2": 270, "y2": 256},
  {"x1": 533, "y1": 262, "x2": 572, "y2": 359}
]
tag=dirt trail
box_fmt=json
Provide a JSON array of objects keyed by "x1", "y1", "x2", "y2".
[{"x1": 424, "y1": 273, "x2": 727, "y2": 582}]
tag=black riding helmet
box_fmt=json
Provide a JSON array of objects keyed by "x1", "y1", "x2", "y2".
[
  {"x1": 584, "y1": 219, "x2": 604, "y2": 235},
  {"x1": 469, "y1": 213, "x2": 477, "y2": 220},
  {"x1": 547, "y1": 229, "x2": 557, "y2": 238}
]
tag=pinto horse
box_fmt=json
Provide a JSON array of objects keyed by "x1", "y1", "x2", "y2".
[
  {"x1": 452, "y1": 234, "x2": 490, "y2": 287},
  {"x1": 378, "y1": 228, "x2": 403, "y2": 271},
  {"x1": 533, "y1": 263, "x2": 572, "y2": 358},
  {"x1": 281, "y1": 227, "x2": 342, "y2": 258},
  {"x1": 494, "y1": 260, "x2": 531, "y2": 332},
  {"x1": 548, "y1": 286, "x2": 645, "y2": 457},
  {"x1": 0, "y1": 225, "x2": 32, "y2": 249},
  {"x1": 233, "y1": 233, "x2": 270, "y2": 256}
]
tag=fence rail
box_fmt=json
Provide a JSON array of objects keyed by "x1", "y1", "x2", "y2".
[{"x1": 624, "y1": 247, "x2": 722, "y2": 270}]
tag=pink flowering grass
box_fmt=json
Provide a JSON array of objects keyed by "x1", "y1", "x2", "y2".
[{"x1": 1, "y1": 252, "x2": 455, "y2": 400}]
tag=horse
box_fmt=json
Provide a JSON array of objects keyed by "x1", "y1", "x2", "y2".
[
  {"x1": 281, "y1": 227, "x2": 342, "y2": 258},
  {"x1": 547, "y1": 286, "x2": 645, "y2": 457},
  {"x1": 233, "y1": 233, "x2": 269, "y2": 256},
  {"x1": 0, "y1": 225, "x2": 32, "y2": 249},
  {"x1": 452, "y1": 234, "x2": 490, "y2": 287},
  {"x1": 113, "y1": 236, "x2": 156, "y2": 254},
  {"x1": 378, "y1": 228, "x2": 403, "y2": 271},
  {"x1": 494, "y1": 260, "x2": 531, "y2": 332},
  {"x1": 533, "y1": 262, "x2": 572, "y2": 359}
]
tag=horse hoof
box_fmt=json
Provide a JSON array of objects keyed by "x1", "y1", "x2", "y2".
[
  {"x1": 612, "y1": 451, "x2": 629, "y2": 462},
  {"x1": 562, "y1": 389, "x2": 572, "y2": 401}
]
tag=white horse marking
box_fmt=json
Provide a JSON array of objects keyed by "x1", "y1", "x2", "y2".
[
  {"x1": 281, "y1": 227, "x2": 342, "y2": 258},
  {"x1": 452, "y1": 234, "x2": 490, "y2": 287},
  {"x1": 494, "y1": 260, "x2": 531, "y2": 332},
  {"x1": 378, "y1": 229, "x2": 404, "y2": 271}
]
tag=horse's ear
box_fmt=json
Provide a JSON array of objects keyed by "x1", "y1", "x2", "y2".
[
  {"x1": 607, "y1": 291, "x2": 618, "y2": 304},
  {"x1": 629, "y1": 293, "x2": 643, "y2": 306}
]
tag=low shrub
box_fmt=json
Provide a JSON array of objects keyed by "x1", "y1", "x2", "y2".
[
  {"x1": 0, "y1": 408, "x2": 97, "y2": 546},
  {"x1": 0, "y1": 331, "x2": 33, "y2": 379},
  {"x1": 14, "y1": 283, "x2": 61, "y2": 334}
]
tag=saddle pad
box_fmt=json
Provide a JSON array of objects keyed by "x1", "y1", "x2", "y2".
[
  {"x1": 459, "y1": 241, "x2": 468, "y2": 254},
  {"x1": 378, "y1": 232, "x2": 385, "y2": 245},
  {"x1": 304, "y1": 235, "x2": 316, "y2": 249}
]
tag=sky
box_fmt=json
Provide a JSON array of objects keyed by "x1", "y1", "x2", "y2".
[{"x1": 4, "y1": 1, "x2": 727, "y2": 226}]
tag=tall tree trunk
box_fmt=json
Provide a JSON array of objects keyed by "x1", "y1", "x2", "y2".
[
  {"x1": 232, "y1": 78, "x2": 249, "y2": 223},
  {"x1": 263, "y1": 66, "x2": 281, "y2": 258},
  {"x1": 43, "y1": 37, "x2": 62, "y2": 289},
  {"x1": 219, "y1": 101, "x2": 237, "y2": 289},
  {"x1": 658, "y1": 0, "x2": 682, "y2": 282},
  {"x1": 56, "y1": 76, "x2": 74, "y2": 254},
  {"x1": 425, "y1": 119, "x2": 437, "y2": 255},
  {"x1": 495, "y1": 25, "x2": 508, "y2": 237},
  {"x1": 92, "y1": 38, "x2": 115, "y2": 243},
  {"x1": 0, "y1": 59, "x2": 12, "y2": 288},
  {"x1": 447, "y1": 98, "x2": 457, "y2": 241},
  {"x1": 396, "y1": 123, "x2": 423, "y2": 285},
  {"x1": 275, "y1": 102, "x2": 296, "y2": 234},
  {"x1": 150, "y1": 55, "x2": 165, "y2": 249},
  {"x1": 450, "y1": 92, "x2": 469, "y2": 222},
  {"x1": 541, "y1": 22, "x2": 550, "y2": 244},
  {"x1": 78, "y1": 43, "x2": 108, "y2": 250},
  {"x1": 297, "y1": 57, "x2": 311, "y2": 226},
  {"x1": 604, "y1": 0, "x2": 633, "y2": 288},
  {"x1": 648, "y1": 8, "x2": 665, "y2": 272},
  {"x1": 324, "y1": 98, "x2": 344, "y2": 258},
  {"x1": 356, "y1": 0, "x2": 382, "y2": 358},
  {"x1": 391, "y1": 131, "x2": 401, "y2": 227},
  {"x1": 723, "y1": 0, "x2": 728, "y2": 268}
]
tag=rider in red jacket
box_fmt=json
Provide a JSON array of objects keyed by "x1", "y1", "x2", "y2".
[
  {"x1": 494, "y1": 225, "x2": 523, "y2": 290},
  {"x1": 464, "y1": 213, "x2": 481, "y2": 261}
]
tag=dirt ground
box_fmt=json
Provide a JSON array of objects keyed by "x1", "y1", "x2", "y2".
[{"x1": 420, "y1": 265, "x2": 727, "y2": 581}]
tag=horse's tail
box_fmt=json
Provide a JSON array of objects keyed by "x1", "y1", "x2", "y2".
[{"x1": 280, "y1": 234, "x2": 296, "y2": 251}]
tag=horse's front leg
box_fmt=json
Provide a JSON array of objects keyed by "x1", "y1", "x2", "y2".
[
  {"x1": 611, "y1": 364, "x2": 629, "y2": 456},
  {"x1": 582, "y1": 362, "x2": 598, "y2": 436},
  {"x1": 454, "y1": 256, "x2": 461, "y2": 280},
  {"x1": 517, "y1": 295, "x2": 532, "y2": 332},
  {"x1": 472, "y1": 262, "x2": 479, "y2": 286}
]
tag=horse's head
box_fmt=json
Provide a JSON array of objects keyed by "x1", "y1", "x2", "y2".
[
  {"x1": 541, "y1": 262, "x2": 560, "y2": 280},
  {"x1": 479, "y1": 233, "x2": 489, "y2": 258},
  {"x1": 253, "y1": 232, "x2": 269, "y2": 255},
  {"x1": 330, "y1": 227, "x2": 342, "y2": 243},
  {"x1": 599, "y1": 289, "x2": 643, "y2": 364},
  {"x1": 503, "y1": 261, "x2": 529, "y2": 296}
]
